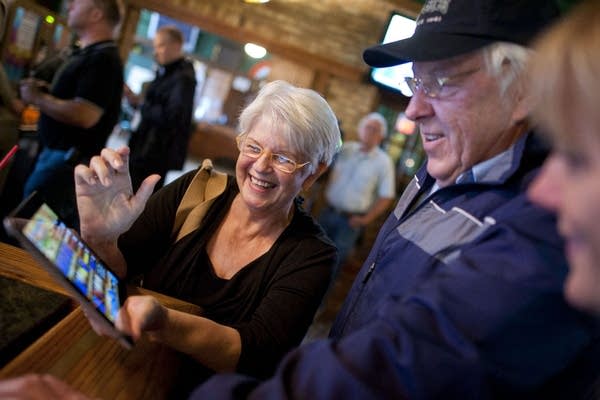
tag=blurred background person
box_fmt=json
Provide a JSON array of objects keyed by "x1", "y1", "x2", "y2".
[
  {"x1": 19, "y1": 0, "x2": 123, "y2": 228},
  {"x1": 318, "y1": 112, "x2": 395, "y2": 274},
  {"x1": 528, "y1": 0, "x2": 600, "y2": 316},
  {"x1": 125, "y1": 25, "x2": 197, "y2": 191}
]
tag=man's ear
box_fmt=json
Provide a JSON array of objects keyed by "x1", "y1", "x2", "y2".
[
  {"x1": 511, "y1": 74, "x2": 532, "y2": 123},
  {"x1": 89, "y1": 6, "x2": 104, "y2": 24},
  {"x1": 302, "y1": 163, "x2": 328, "y2": 191}
]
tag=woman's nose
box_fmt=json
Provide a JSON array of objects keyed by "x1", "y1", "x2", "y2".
[
  {"x1": 253, "y1": 151, "x2": 274, "y2": 171},
  {"x1": 528, "y1": 155, "x2": 566, "y2": 212}
]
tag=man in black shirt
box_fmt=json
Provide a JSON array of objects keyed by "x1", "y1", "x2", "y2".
[
  {"x1": 125, "y1": 25, "x2": 196, "y2": 191},
  {"x1": 20, "y1": 0, "x2": 123, "y2": 227}
]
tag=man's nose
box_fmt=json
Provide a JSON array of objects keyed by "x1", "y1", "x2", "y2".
[{"x1": 404, "y1": 90, "x2": 433, "y2": 122}]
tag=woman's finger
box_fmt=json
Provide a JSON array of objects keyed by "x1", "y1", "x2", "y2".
[
  {"x1": 100, "y1": 148, "x2": 127, "y2": 174},
  {"x1": 88, "y1": 155, "x2": 113, "y2": 186},
  {"x1": 74, "y1": 164, "x2": 99, "y2": 186}
]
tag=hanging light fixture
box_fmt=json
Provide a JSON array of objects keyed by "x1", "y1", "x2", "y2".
[
  {"x1": 244, "y1": 43, "x2": 267, "y2": 59},
  {"x1": 243, "y1": 0, "x2": 270, "y2": 3}
]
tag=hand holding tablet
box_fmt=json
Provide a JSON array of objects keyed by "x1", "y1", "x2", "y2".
[{"x1": 4, "y1": 192, "x2": 133, "y2": 349}]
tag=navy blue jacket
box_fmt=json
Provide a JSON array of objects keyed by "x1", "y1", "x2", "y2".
[{"x1": 192, "y1": 133, "x2": 600, "y2": 399}]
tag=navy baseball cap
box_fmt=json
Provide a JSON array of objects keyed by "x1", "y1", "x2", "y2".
[{"x1": 364, "y1": 0, "x2": 560, "y2": 67}]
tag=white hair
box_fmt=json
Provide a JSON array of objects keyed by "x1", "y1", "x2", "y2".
[
  {"x1": 358, "y1": 112, "x2": 388, "y2": 138},
  {"x1": 238, "y1": 80, "x2": 341, "y2": 171},
  {"x1": 482, "y1": 42, "x2": 532, "y2": 95}
]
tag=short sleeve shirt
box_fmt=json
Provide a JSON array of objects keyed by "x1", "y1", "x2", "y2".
[
  {"x1": 325, "y1": 141, "x2": 396, "y2": 213},
  {"x1": 38, "y1": 40, "x2": 123, "y2": 158}
]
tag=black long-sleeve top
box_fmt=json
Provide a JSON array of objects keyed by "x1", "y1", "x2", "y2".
[{"x1": 118, "y1": 169, "x2": 336, "y2": 380}]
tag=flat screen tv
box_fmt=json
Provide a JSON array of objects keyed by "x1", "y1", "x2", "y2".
[{"x1": 369, "y1": 12, "x2": 417, "y2": 97}]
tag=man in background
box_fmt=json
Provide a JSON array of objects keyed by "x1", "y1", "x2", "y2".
[
  {"x1": 318, "y1": 112, "x2": 395, "y2": 273},
  {"x1": 125, "y1": 25, "x2": 196, "y2": 191},
  {"x1": 20, "y1": 0, "x2": 123, "y2": 228}
]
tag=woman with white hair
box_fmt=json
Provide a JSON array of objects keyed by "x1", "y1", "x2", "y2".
[{"x1": 73, "y1": 80, "x2": 341, "y2": 390}]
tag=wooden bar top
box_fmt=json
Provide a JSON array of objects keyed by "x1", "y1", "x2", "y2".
[
  {"x1": 0, "y1": 308, "x2": 184, "y2": 399},
  {"x1": 0, "y1": 241, "x2": 65, "y2": 296},
  {"x1": 0, "y1": 241, "x2": 203, "y2": 399}
]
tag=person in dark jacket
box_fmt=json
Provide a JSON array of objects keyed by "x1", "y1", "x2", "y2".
[{"x1": 126, "y1": 25, "x2": 197, "y2": 191}]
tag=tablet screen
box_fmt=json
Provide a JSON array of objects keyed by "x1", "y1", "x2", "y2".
[{"x1": 22, "y1": 203, "x2": 121, "y2": 323}]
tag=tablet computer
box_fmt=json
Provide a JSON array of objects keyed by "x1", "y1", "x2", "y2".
[{"x1": 3, "y1": 192, "x2": 133, "y2": 349}]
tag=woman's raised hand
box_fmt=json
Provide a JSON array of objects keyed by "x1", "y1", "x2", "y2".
[{"x1": 75, "y1": 146, "x2": 160, "y2": 242}]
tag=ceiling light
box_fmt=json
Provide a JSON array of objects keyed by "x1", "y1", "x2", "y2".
[
  {"x1": 243, "y1": 0, "x2": 270, "y2": 3},
  {"x1": 244, "y1": 43, "x2": 267, "y2": 59}
]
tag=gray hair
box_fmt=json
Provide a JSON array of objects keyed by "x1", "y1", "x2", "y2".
[
  {"x1": 238, "y1": 80, "x2": 341, "y2": 172},
  {"x1": 358, "y1": 112, "x2": 388, "y2": 138},
  {"x1": 481, "y1": 42, "x2": 531, "y2": 95}
]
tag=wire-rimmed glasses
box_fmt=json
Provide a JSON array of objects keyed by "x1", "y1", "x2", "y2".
[
  {"x1": 236, "y1": 134, "x2": 310, "y2": 174},
  {"x1": 403, "y1": 67, "x2": 480, "y2": 98}
]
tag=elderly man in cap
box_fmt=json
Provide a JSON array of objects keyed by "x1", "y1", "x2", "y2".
[{"x1": 1, "y1": 0, "x2": 599, "y2": 399}]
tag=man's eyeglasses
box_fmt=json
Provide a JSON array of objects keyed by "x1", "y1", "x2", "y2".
[
  {"x1": 403, "y1": 67, "x2": 480, "y2": 98},
  {"x1": 236, "y1": 134, "x2": 310, "y2": 174}
]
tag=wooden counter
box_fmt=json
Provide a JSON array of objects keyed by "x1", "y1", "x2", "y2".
[{"x1": 0, "y1": 242, "x2": 202, "y2": 399}]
